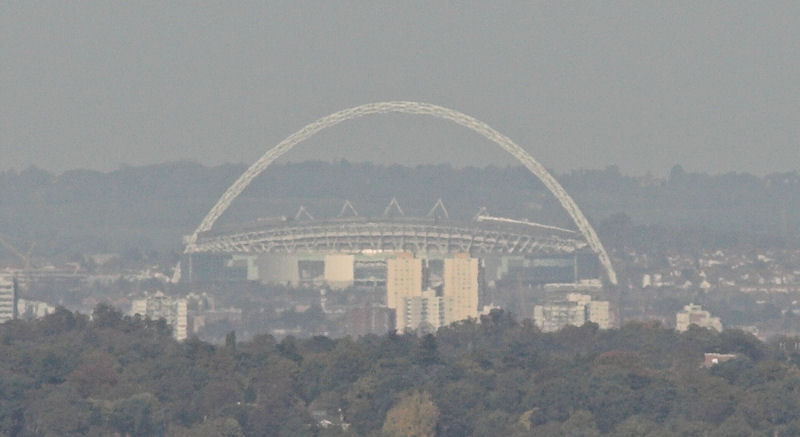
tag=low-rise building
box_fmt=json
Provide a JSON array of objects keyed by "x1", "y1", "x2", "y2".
[
  {"x1": 533, "y1": 293, "x2": 613, "y2": 332},
  {"x1": 676, "y1": 303, "x2": 722, "y2": 332},
  {"x1": 344, "y1": 306, "x2": 395, "y2": 337},
  {"x1": 130, "y1": 291, "x2": 188, "y2": 340},
  {"x1": 16, "y1": 298, "x2": 55, "y2": 319},
  {"x1": 533, "y1": 301, "x2": 585, "y2": 332},
  {"x1": 398, "y1": 289, "x2": 444, "y2": 334},
  {"x1": 703, "y1": 353, "x2": 737, "y2": 368}
]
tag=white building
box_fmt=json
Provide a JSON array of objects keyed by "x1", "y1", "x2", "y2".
[
  {"x1": 398, "y1": 289, "x2": 444, "y2": 334},
  {"x1": 16, "y1": 298, "x2": 55, "y2": 319},
  {"x1": 324, "y1": 254, "x2": 355, "y2": 289},
  {"x1": 130, "y1": 291, "x2": 188, "y2": 340},
  {"x1": 588, "y1": 301, "x2": 612, "y2": 329},
  {"x1": 0, "y1": 275, "x2": 17, "y2": 323},
  {"x1": 533, "y1": 293, "x2": 613, "y2": 332},
  {"x1": 676, "y1": 303, "x2": 722, "y2": 332}
]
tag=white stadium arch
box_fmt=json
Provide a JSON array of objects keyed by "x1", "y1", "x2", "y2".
[{"x1": 185, "y1": 101, "x2": 617, "y2": 285}]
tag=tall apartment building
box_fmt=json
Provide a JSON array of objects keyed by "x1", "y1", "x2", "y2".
[
  {"x1": 443, "y1": 253, "x2": 479, "y2": 324},
  {"x1": 676, "y1": 303, "x2": 722, "y2": 332},
  {"x1": 386, "y1": 252, "x2": 422, "y2": 309},
  {"x1": 130, "y1": 291, "x2": 188, "y2": 340},
  {"x1": 533, "y1": 293, "x2": 613, "y2": 332},
  {"x1": 0, "y1": 275, "x2": 17, "y2": 324}
]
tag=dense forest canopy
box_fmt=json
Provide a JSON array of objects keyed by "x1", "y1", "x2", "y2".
[{"x1": 2, "y1": 306, "x2": 800, "y2": 436}]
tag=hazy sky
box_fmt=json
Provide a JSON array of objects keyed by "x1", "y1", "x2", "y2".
[{"x1": 2, "y1": 2, "x2": 798, "y2": 176}]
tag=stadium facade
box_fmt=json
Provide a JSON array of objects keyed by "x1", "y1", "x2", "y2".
[{"x1": 182, "y1": 210, "x2": 601, "y2": 288}]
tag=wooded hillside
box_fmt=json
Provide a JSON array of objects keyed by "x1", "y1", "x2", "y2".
[{"x1": 1, "y1": 306, "x2": 798, "y2": 436}]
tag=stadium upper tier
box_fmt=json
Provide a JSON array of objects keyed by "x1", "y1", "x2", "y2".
[{"x1": 188, "y1": 216, "x2": 587, "y2": 255}]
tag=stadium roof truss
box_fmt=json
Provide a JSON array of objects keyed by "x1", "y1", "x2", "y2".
[{"x1": 190, "y1": 220, "x2": 586, "y2": 256}]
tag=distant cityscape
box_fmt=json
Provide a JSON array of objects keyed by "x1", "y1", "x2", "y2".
[
  {"x1": 5, "y1": 238, "x2": 798, "y2": 342},
  {"x1": 2, "y1": 161, "x2": 798, "y2": 344}
]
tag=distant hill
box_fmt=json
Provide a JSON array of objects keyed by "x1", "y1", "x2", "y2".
[{"x1": 0, "y1": 161, "x2": 797, "y2": 260}]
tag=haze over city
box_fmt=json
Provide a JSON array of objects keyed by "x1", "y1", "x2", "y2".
[
  {"x1": 2, "y1": 3, "x2": 800, "y2": 436},
  {"x1": 2, "y1": 2, "x2": 799, "y2": 175}
]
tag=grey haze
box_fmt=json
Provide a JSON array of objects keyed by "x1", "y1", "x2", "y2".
[{"x1": 1, "y1": 1, "x2": 799, "y2": 175}]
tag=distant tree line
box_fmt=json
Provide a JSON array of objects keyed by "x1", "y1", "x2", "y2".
[{"x1": 0, "y1": 161, "x2": 797, "y2": 261}]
